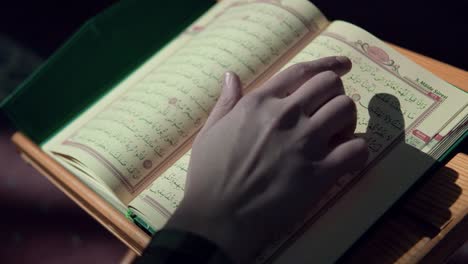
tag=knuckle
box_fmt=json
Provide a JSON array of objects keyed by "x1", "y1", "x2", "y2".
[
  {"x1": 266, "y1": 114, "x2": 282, "y2": 129},
  {"x1": 321, "y1": 70, "x2": 342, "y2": 87},
  {"x1": 238, "y1": 94, "x2": 261, "y2": 111},
  {"x1": 267, "y1": 102, "x2": 301, "y2": 129},
  {"x1": 337, "y1": 95, "x2": 356, "y2": 113},
  {"x1": 353, "y1": 138, "x2": 370, "y2": 162},
  {"x1": 294, "y1": 136, "x2": 310, "y2": 151},
  {"x1": 355, "y1": 137, "x2": 368, "y2": 151},
  {"x1": 218, "y1": 94, "x2": 237, "y2": 109},
  {"x1": 291, "y1": 63, "x2": 312, "y2": 77}
]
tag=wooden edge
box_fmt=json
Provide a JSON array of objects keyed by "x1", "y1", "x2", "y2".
[
  {"x1": 11, "y1": 132, "x2": 151, "y2": 254},
  {"x1": 409, "y1": 154, "x2": 468, "y2": 263},
  {"x1": 413, "y1": 153, "x2": 468, "y2": 262},
  {"x1": 388, "y1": 44, "x2": 468, "y2": 92},
  {"x1": 409, "y1": 153, "x2": 468, "y2": 262},
  {"x1": 417, "y1": 208, "x2": 468, "y2": 263}
]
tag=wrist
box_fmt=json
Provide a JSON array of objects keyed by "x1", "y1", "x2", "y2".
[
  {"x1": 165, "y1": 199, "x2": 254, "y2": 263},
  {"x1": 140, "y1": 229, "x2": 233, "y2": 264}
]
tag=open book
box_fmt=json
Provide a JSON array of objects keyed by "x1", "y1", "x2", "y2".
[{"x1": 39, "y1": 0, "x2": 467, "y2": 262}]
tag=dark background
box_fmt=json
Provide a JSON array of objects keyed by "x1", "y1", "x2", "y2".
[{"x1": 1, "y1": 0, "x2": 467, "y2": 69}]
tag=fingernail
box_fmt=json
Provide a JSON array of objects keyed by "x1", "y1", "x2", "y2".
[
  {"x1": 336, "y1": 56, "x2": 351, "y2": 64},
  {"x1": 335, "y1": 56, "x2": 352, "y2": 76},
  {"x1": 224, "y1": 71, "x2": 234, "y2": 87}
]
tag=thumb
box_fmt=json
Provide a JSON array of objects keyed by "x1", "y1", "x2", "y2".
[{"x1": 201, "y1": 71, "x2": 242, "y2": 133}]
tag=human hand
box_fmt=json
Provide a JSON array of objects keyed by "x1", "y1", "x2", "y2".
[{"x1": 165, "y1": 56, "x2": 369, "y2": 263}]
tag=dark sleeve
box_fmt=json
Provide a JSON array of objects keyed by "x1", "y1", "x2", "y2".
[{"x1": 133, "y1": 229, "x2": 234, "y2": 264}]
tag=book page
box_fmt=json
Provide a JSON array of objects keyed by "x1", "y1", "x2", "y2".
[
  {"x1": 129, "y1": 151, "x2": 191, "y2": 229},
  {"x1": 262, "y1": 21, "x2": 467, "y2": 263},
  {"x1": 42, "y1": 0, "x2": 226, "y2": 205},
  {"x1": 44, "y1": 0, "x2": 328, "y2": 204}
]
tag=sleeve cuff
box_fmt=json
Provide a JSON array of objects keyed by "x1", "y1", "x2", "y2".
[{"x1": 134, "y1": 228, "x2": 234, "y2": 264}]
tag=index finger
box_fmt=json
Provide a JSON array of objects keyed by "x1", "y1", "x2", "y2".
[{"x1": 256, "y1": 56, "x2": 352, "y2": 98}]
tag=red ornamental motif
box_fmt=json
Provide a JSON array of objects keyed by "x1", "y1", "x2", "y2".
[
  {"x1": 427, "y1": 92, "x2": 441, "y2": 101},
  {"x1": 412, "y1": 129, "x2": 430, "y2": 143},
  {"x1": 143, "y1": 160, "x2": 153, "y2": 169},
  {"x1": 351, "y1": 93, "x2": 361, "y2": 102},
  {"x1": 192, "y1": 25, "x2": 204, "y2": 32},
  {"x1": 366, "y1": 45, "x2": 390, "y2": 64},
  {"x1": 434, "y1": 134, "x2": 444, "y2": 141}
]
